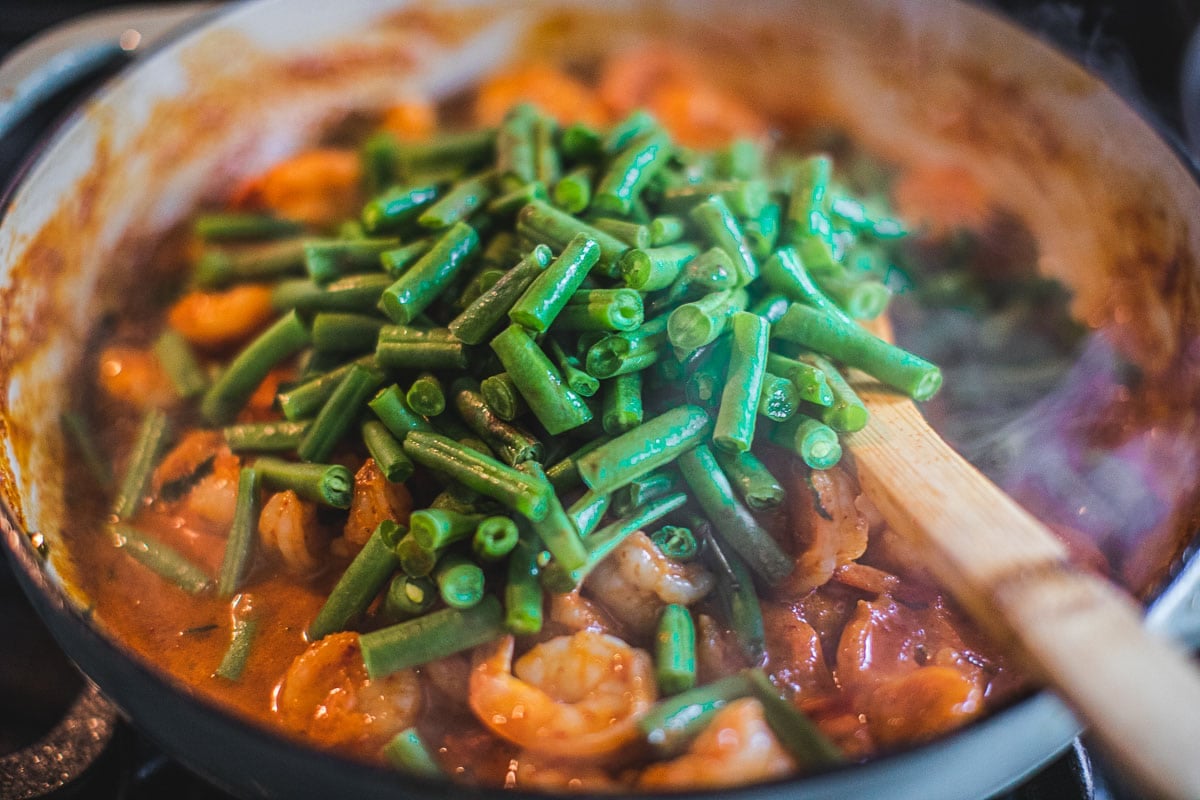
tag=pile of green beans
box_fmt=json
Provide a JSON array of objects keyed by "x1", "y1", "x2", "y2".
[{"x1": 94, "y1": 101, "x2": 937, "y2": 778}]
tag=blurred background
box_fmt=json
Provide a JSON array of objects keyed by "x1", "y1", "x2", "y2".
[{"x1": 1, "y1": 1, "x2": 1197, "y2": 798}]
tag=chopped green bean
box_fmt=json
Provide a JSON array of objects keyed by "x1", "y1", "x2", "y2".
[
  {"x1": 360, "y1": 595, "x2": 504, "y2": 678},
  {"x1": 768, "y1": 414, "x2": 843, "y2": 470},
  {"x1": 201, "y1": 311, "x2": 311, "y2": 424},
  {"x1": 361, "y1": 420, "x2": 414, "y2": 482},
  {"x1": 766, "y1": 352, "x2": 834, "y2": 407},
  {"x1": 113, "y1": 407, "x2": 171, "y2": 520},
  {"x1": 713, "y1": 449, "x2": 784, "y2": 511},
  {"x1": 304, "y1": 237, "x2": 400, "y2": 284},
  {"x1": 433, "y1": 551, "x2": 485, "y2": 609},
  {"x1": 504, "y1": 523, "x2": 544, "y2": 635},
  {"x1": 379, "y1": 221, "x2": 480, "y2": 325},
  {"x1": 217, "y1": 467, "x2": 261, "y2": 598},
  {"x1": 516, "y1": 200, "x2": 629, "y2": 278},
  {"x1": 448, "y1": 245, "x2": 551, "y2": 345},
  {"x1": 746, "y1": 669, "x2": 844, "y2": 767},
  {"x1": 576, "y1": 405, "x2": 710, "y2": 495},
  {"x1": 473, "y1": 516, "x2": 519, "y2": 561},
  {"x1": 553, "y1": 165, "x2": 593, "y2": 213},
  {"x1": 375, "y1": 325, "x2": 470, "y2": 371},
  {"x1": 214, "y1": 596, "x2": 258, "y2": 681},
  {"x1": 406, "y1": 372, "x2": 446, "y2": 417},
  {"x1": 110, "y1": 523, "x2": 211, "y2": 595},
  {"x1": 361, "y1": 184, "x2": 440, "y2": 234},
  {"x1": 369, "y1": 384, "x2": 434, "y2": 441},
  {"x1": 508, "y1": 233, "x2": 600, "y2": 332},
  {"x1": 650, "y1": 525, "x2": 699, "y2": 561},
  {"x1": 297, "y1": 362, "x2": 385, "y2": 462},
  {"x1": 254, "y1": 457, "x2": 354, "y2": 508},
  {"x1": 385, "y1": 574, "x2": 437, "y2": 620},
  {"x1": 795, "y1": 352, "x2": 869, "y2": 432},
  {"x1": 638, "y1": 672, "x2": 754, "y2": 757},
  {"x1": 479, "y1": 372, "x2": 528, "y2": 421},
  {"x1": 655, "y1": 604, "x2": 697, "y2": 695},
  {"x1": 308, "y1": 520, "x2": 405, "y2": 640},
  {"x1": 713, "y1": 312, "x2": 768, "y2": 452},
  {"x1": 601, "y1": 371, "x2": 643, "y2": 435},
  {"x1": 403, "y1": 431, "x2": 550, "y2": 520},
  {"x1": 451, "y1": 378, "x2": 544, "y2": 465},
  {"x1": 154, "y1": 329, "x2": 209, "y2": 399},
  {"x1": 383, "y1": 728, "x2": 444, "y2": 779},
  {"x1": 489, "y1": 324, "x2": 593, "y2": 435},
  {"x1": 687, "y1": 195, "x2": 758, "y2": 286}
]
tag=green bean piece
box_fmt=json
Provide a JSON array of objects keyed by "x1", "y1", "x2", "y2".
[
  {"x1": 637, "y1": 672, "x2": 754, "y2": 757},
  {"x1": 508, "y1": 233, "x2": 600, "y2": 332},
  {"x1": 360, "y1": 184, "x2": 440, "y2": 234},
  {"x1": 379, "y1": 222, "x2": 480, "y2": 324},
  {"x1": 655, "y1": 604, "x2": 697, "y2": 695},
  {"x1": 813, "y1": 272, "x2": 891, "y2": 320},
  {"x1": 471, "y1": 516, "x2": 519, "y2": 562},
  {"x1": 496, "y1": 104, "x2": 537, "y2": 188},
  {"x1": 566, "y1": 490, "x2": 611, "y2": 537},
  {"x1": 451, "y1": 378, "x2": 544, "y2": 465},
  {"x1": 360, "y1": 131, "x2": 401, "y2": 195},
  {"x1": 394, "y1": 129, "x2": 495, "y2": 177},
  {"x1": 659, "y1": 179, "x2": 769, "y2": 217},
  {"x1": 714, "y1": 449, "x2": 784, "y2": 511},
  {"x1": 217, "y1": 467, "x2": 261, "y2": 598},
  {"x1": 769, "y1": 414, "x2": 843, "y2": 470},
  {"x1": 310, "y1": 312, "x2": 385, "y2": 355},
  {"x1": 504, "y1": 524, "x2": 544, "y2": 634},
  {"x1": 576, "y1": 405, "x2": 711, "y2": 495},
  {"x1": 602, "y1": 371, "x2": 643, "y2": 435},
  {"x1": 744, "y1": 201, "x2": 781, "y2": 259},
  {"x1": 650, "y1": 525, "x2": 699, "y2": 561},
  {"x1": 308, "y1": 520, "x2": 405, "y2": 640},
  {"x1": 110, "y1": 523, "x2": 211, "y2": 594},
  {"x1": 486, "y1": 181, "x2": 548, "y2": 217},
  {"x1": 677, "y1": 445, "x2": 793, "y2": 585},
  {"x1": 395, "y1": 530, "x2": 438, "y2": 578},
  {"x1": 405, "y1": 372, "x2": 446, "y2": 417},
  {"x1": 403, "y1": 431, "x2": 550, "y2": 520},
  {"x1": 773, "y1": 303, "x2": 942, "y2": 401},
  {"x1": 714, "y1": 137, "x2": 763, "y2": 180},
  {"x1": 296, "y1": 362, "x2": 385, "y2": 462},
  {"x1": 193, "y1": 238, "x2": 306, "y2": 288},
  {"x1": 361, "y1": 420, "x2": 414, "y2": 483},
  {"x1": 760, "y1": 246, "x2": 854, "y2": 326},
  {"x1": 380, "y1": 239, "x2": 433, "y2": 278},
  {"x1": 61, "y1": 411, "x2": 112, "y2": 488},
  {"x1": 375, "y1": 325, "x2": 470, "y2": 371},
  {"x1": 666, "y1": 288, "x2": 748, "y2": 356},
  {"x1": 541, "y1": 492, "x2": 687, "y2": 593},
  {"x1": 254, "y1": 457, "x2": 354, "y2": 508},
  {"x1": 517, "y1": 461, "x2": 587, "y2": 573},
  {"x1": 112, "y1": 408, "x2": 171, "y2": 520},
  {"x1": 447, "y1": 245, "x2": 552, "y2": 345},
  {"x1": 830, "y1": 195, "x2": 907, "y2": 239},
  {"x1": 713, "y1": 312, "x2": 768, "y2": 453},
  {"x1": 410, "y1": 508, "x2": 486, "y2": 552},
  {"x1": 589, "y1": 217, "x2": 650, "y2": 248},
  {"x1": 649, "y1": 215, "x2": 687, "y2": 246},
  {"x1": 542, "y1": 338, "x2": 597, "y2": 398},
  {"x1": 214, "y1": 596, "x2": 258, "y2": 681},
  {"x1": 532, "y1": 115, "x2": 561, "y2": 185},
  {"x1": 272, "y1": 272, "x2": 392, "y2": 314},
  {"x1": 711, "y1": 538, "x2": 767, "y2": 664},
  {"x1": 489, "y1": 324, "x2": 593, "y2": 435},
  {"x1": 553, "y1": 165, "x2": 593, "y2": 214},
  {"x1": 784, "y1": 154, "x2": 832, "y2": 242},
  {"x1": 383, "y1": 728, "x2": 444, "y2": 779},
  {"x1": 601, "y1": 109, "x2": 657, "y2": 152},
  {"x1": 516, "y1": 200, "x2": 630, "y2": 278},
  {"x1": 417, "y1": 171, "x2": 493, "y2": 229},
  {"x1": 479, "y1": 372, "x2": 528, "y2": 421},
  {"x1": 689, "y1": 195, "x2": 758, "y2": 286},
  {"x1": 611, "y1": 469, "x2": 682, "y2": 518},
  {"x1": 303, "y1": 238, "x2": 400, "y2": 285},
  {"x1": 750, "y1": 292, "x2": 791, "y2": 326},
  {"x1": 360, "y1": 594, "x2": 504, "y2": 678},
  {"x1": 757, "y1": 371, "x2": 801, "y2": 422},
  {"x1": 153, "y1": 329, "x2": 208, "y2": 400},
  {"x1": 385, "y1": 574, "x2": 437, "y2": 620},
  {"x1": 433, "y1": 552, "x2": 486, "y2": 609},
  {"x1": 201, "y1": 311, "x2": 311, "y2": 424},
  {"x1": 593, "y1": 129, "x2": 671, "y2": 216},
  {"x1": 584, "y1": 315, "x2": 670, "y2": 378},
  {"x1": 543, "y1": 438, "x2": 608, "y2": 493},
  {"x1": 794, "y1": 352, "x2": 869, "y2": 432},
  {"x1": 369, "y1": 384, "x2": 434, "y2": 441},
  {"x1": 277, "y1": 356, "x2": 372, "y2": 421},
  {"x1": 766, "y1": 352, "x2": 834, "y2": 408},
  {"x1": 746, "y1": 669, "x2": 844, "y2": 767},
  {"x1": 620, "y1": 243, "x2": 699, "y2": 292},
  {"x1": 556, "y1": 288, "x2": 645, "y2": 333},
  {"x1": 560, "y1": 121, "x2": 603, "y2": 160},
  {"x1": 194, "y1": 212, "x2": 303, "y2": 242}
]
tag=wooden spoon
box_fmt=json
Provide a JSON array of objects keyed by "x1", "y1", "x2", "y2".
[{"x1": 845, "y1": 377, "x2": 1200, "y2": 799}]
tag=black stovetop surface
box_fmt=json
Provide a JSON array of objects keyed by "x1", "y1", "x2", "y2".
[{"x1": 1, "y1": 1, "x2": 1195, "y2": 798}]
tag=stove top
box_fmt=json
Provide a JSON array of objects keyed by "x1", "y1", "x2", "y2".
[{"x1": 1, "y1": 1, "x2": 1195, "y2": 798}]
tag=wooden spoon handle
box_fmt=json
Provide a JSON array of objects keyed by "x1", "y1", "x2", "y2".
[{"x1": 847, "y1": 381, "x2": 1200, "y2": 800}]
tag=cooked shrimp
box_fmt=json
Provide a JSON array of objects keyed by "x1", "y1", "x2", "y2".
[
  {"x1": 232, "y1": 148, "x2": 362, "y2": 228},
  {"x1": 761, "y1": 602, "x2": 835, "y2": 699},
  {"x1": 507, "y1": 754, "x2": 628, "y2": 793},
  {"x1": 776, "y1": 464, "x2": 869, "y2": 596},
  {"x1": 475, "y1": 63, "x2": 607, "y2": 127},
  {"x1": 151, "y1": 430, "x2": 241, "y2": 532},
  {"x1": 548, "y1": 589, "x2": 617, "y2": 635},
  {"x1": 468, "y1": 632, "x2": 656, "y2": 761},
  {"x1": 647, "y1": 81, "x2": 768, "y2": 150},
  {"x1": 836, "y1": 596, "x2": 989, "y2": 746},
  {"x1": 598, "y1": 45, "x2": 699, "y2": 116},
  {"x1": 695, "y1": 613, "x2": 749, "y2": 684},
  {"x1": 274, "y1": 632, "x2": 422, "y2": 755},
  {"x1": 381, "y1": 98, "x2": 436, "y2": 141},
  {"x1": 259, "y1": 490, "x2": 327, "y2": 574},
  {"x1": 97, "y1": 346, "x2": 177, "y2": 409},
  {"x1": 638, "y1": 697, "x2": 794, "y2": 790},
  {"x1": 341, "y1": 458, "x2": 413, "y2": 551},
  {"x1": 584, "y1": 531, "x2": 714, "y2": 636},
  {"x1": 168, "y1": 284, "x2": 275, "y2": 350}
]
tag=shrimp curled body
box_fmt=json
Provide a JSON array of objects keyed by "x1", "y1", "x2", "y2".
[{"x1": 468, "y1": 632, "x2": 656, "y2": 761}]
